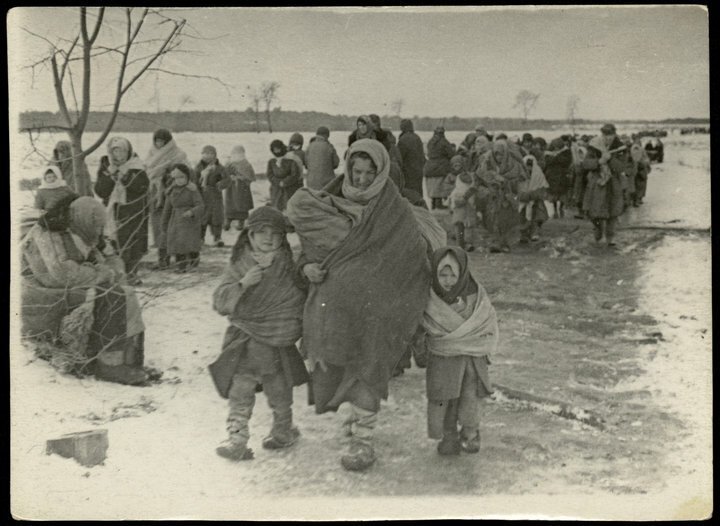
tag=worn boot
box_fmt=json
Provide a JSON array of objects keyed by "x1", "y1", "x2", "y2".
[
  {"x1": 460, "y1": 430, "x2": 481, "y2": 454},
  {"x1": 216, "y1": 430, "x2": 254, "y2": 461},
  {"x1": 437, "y1": 431, "x2": 462, "y2": 456},
  {"x1": 341, "y1": 405, "x2": 377, "y2": 471}
]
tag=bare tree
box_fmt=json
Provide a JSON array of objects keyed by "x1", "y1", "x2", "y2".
[
  {"x1": 513, "y1": 90, "x2": 541, "y2": 123},
  {"x1": 247, "y1": 86, "x2": 262, "y2": 133},
  {"x1": 566, "y1": 95, "x2": 580, "y2": 135},
  {"x1": 22, "y1": 7, "x2": 229, "y2": 195},
  {"x1": 260, "y1": 81, "x2": 280, "y2": 133},
  {"x1": 390, "y1": 98, "x2": 404, "y2": 117}
]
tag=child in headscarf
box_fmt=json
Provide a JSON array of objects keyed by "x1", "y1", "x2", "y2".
[
  {"x1": 420, "y1": 246, "x2": 498, "y2": 455},
  {"x1": 224, "y1": 145, "x2": 256, "y2": 231},
  {"x1": 211, "y1": 206, "x2": 308, "y2": 461},
  {"x1": 196, "y1": 145, "x2": 230, "y2": 247},
  {"x1": 518, "y1": 155, "x2": 549, "y2": 243},
  {"x1": 287, "y1": 133, "x2": 307, "y2": 176},
  {"x1": 34, "y1": 166, "x2": 78, "y2": 212},
  {"x1": 161, "y1": 164, "x2": 204, "y2": 273},
  {"x1": 267, "y1": 140, "x2": 302, "y2": 211},
  {"x1": 447, "y1": 155, "x2": 477, "y2": 252}
]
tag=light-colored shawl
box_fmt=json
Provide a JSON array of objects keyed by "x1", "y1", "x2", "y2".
[
  {"x1": 39, "y1": 166, "x2": 68, "y2": 189},
  {"x1": 105, "y1": 137, "x2": 145, "y2": 241},
  {"x1": 342, "y1": 138, "x2": 390, "y2": 204}
]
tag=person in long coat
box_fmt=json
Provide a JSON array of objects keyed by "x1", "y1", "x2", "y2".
[
  {"x1": 94, "y1": 137, "x2": 150, "y2": 286},
  {"x1": 224, "y1": 145, "x2": 256, "y2": 230},
  {"x1": 162, "y1": 164, "x2": 205, "y2": 272},
  {"x1": 424, "y1": 126, "x2": 457, "y2": 209},
  {"x1": 397, "y1": 119, "x2": 426, "y2": 196},
  {"x1": 267, "y1": 140, "x2": 302, "y2": 211},
  {"x1": 305, "y1": 126, "x2": 340, "y2": 190},
  {"x1": 544, "y1": 137, "x2": 573, "y2": 218},
  {"x1": 196, "y1": 145, "x2": 231, "y2": 247}
]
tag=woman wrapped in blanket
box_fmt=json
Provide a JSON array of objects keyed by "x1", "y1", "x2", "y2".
[
  {"x1": 419, "y1": 246, "x2": 498, "y2": 455},
  {"x1": 286, "y1": 139, "x2": 431, "y2": 471}
]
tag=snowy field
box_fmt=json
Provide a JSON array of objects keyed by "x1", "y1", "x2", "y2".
[{"x1": 9, "y1": 129, "x2": 712, "y2": 520}]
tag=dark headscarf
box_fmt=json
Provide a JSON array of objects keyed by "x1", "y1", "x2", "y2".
[
  {"x1": 431, "y1": 246, "x2": 478, "y2": 305},
  {"x1": 289, "y1": 133, "x2": 304, "y2": 148},
  {"x1": 400, "y1": 119, "x2": 414, "y2": 134},
  {"x1": 270, "y1": 139, "x2": 287, "y2": 157},
  {"x1": 231, "y1": 205, "x2": 292, "y2": 263},
  {"x1": 153, "y1": 129, "x2": 173, "y2": 145}
]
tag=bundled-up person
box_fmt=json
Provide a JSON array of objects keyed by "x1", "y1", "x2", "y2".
[
  {"x1": 581, "y1": 124, "x2": 626, "y2": 247},
  {"x1": 267, "y1": 140, "x2": 303, "y2": 212},
  {"x1": 224, "y1": 145, "x2": 256, "y2": 230},
  {"x1": 368, "y1": 114, "x2": 396, "y2": 154},
  {"x1": 468, "y1": 135, "x2": 492, "y2": 173},
  {"x1": 347, "y1": 115, "x2": 379, "y2": 148},
  {"x1": 447, "y1": 155, "x2": 477, "y2": 252},
  {"x1": 34, "y1": 166, "x2": 78, "y2": 212},
  {"x1": 51, "y1": 140, "x2": 93, "y2": 196},
  {"x1": 419, "y1": 246, "x2": 498, "y2": 455},
  {"x1": 424, "y1": 126, "x2": 457, "y2": 209},
  {"x1": 457, "y1": 132, "x2": 479, "y2": 160},
  {"x1": 210, "y1": 206, "x2": 309, "y2": 461},
  {"x1": 518, "y1": 155, "x2": 550, "y2": 243},
  {"x1": 94, "y1": 137, "x2": 149, "y2": 286},
  {"x1": 544, "y1": 137, "x2": 573, "y2": 218},
  {"x1": 397, "y1": 119, "x2": 426, "y2": 196},
  {"x1": 630, "y1": 140, "x2": 652, "y2": 207},
  {"x1": 305, "y1": 126, "x2": 340, "y2": 190},
  {"x1": 196, "y1": 145, "x2": 230, "y2": 247},
  {"x1": 145, "y1": 129, "x2": 193, "y2": 270},
  {"x1": 287, "y1": 133, "x2": 307, "y2": 177},
  {"x1": 570, "y1": 139, "x2": 589, "y2": 218},
  {"x1": 161, "y1": 164, "x2": 204, "y2": 272}
]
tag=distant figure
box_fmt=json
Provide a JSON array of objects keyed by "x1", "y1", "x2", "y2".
[
  {"x1": 397, "y1": 119, "x2": 426, "y2": 195},
  {"x1": 267, "y1": 140, "x2": 302, "y2": 211},
  {"x1": 348, "y1": 115, "x2": 379, "y2": 147},
  {"x1": 631, "y1": 139, "x2": 652, "y2": 206},
  {"x1": 644, "y1": 138, "x2": 664, "y2": 163},
  {"x1": 34, "y1": 166, "x2": 78, "y2": 212},
  {"x1": 162, "y1": 164, "x2": 204, "y2": 273},
  {"x1": 287, "y1": 133, "x2": 307, "y2": 176},
  {"x1": 544, "y1": 137, "x2": 573, "y2": 218},
  {"x1": 368, "y1": 114, "x2": 396, "y2": 154},
  {"x1": 224, "y1": 145, "x2": 256, "y2": 231},
  {"x1": 196, "y1": 145, "x2": 230, "y2": 248},
  {"x1": 518, "y1": 155, "x2": 549, "y2": 244},
  {"x1": 447, "y1": 155, "x2": 477, "y2": 252},
  {"x1": 51, "y1": 140, "x2": 92, "y2": 196},
  {"x1": 456, "y1": 132, "x2": 479, "y2": 160},
  {"x1": 424, "y1": 126, "x2": 456, "y2": 209},
  {"x1": 305, "y1": 126, "x2": 340, "y2": 190}
]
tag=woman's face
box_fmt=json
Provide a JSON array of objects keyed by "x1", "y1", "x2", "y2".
[
  {"x1": 438, "y1": 265, "x2": 458, "y2": 292},
  {"x1": 170, "y1": 168, "x2": 188, "y2": 186},
  {"x1": 44, "y1": 170, "x2": 57, "y2": 184},
  {"x1": 351, "y1": 157, "x2": 377, "y2": 191},
  {"x1": 155, "y1": 138, "x2": 167, "y2": 149},
  {"x1": 357, "y1": 121, "x2": 368, "y2": 135},
  {"x1": 201, "y1": 151, "x2": 215, "y2": 164},
  {"x1": 110, "y1": 146, "x2": 129, "y2": 164},
  {"x1": 250, "y1": 225, "x2": 283, "y2": 253}
]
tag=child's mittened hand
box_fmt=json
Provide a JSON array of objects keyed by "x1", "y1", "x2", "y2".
[
  {"x1": 303, "y1": 263, "x2": 326, "y2": 283},
  {"x1": 240, "y1": 265, "x2": 263, "y2": 288}
]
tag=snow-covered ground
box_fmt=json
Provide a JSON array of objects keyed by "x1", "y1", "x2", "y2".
[{"x1": 10, "y1": 130, "x2": 712, "y2": 520}]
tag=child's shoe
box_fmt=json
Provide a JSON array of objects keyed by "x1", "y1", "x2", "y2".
[
  {"x1": 341, "y1": 440, "x2": 377, "y2": 471},
  {"x1": 216, "y1": 437, "x2": 254, "y2": 461},
  {"x1": 437, "y1": 433, "x2": 461, "y2": 456},
  {"x1": 460, "y1": 431, "x2": 481, "y2": 454},
  {"x1": 262, "y1": 426, "x2": 300, "y2": 450}
]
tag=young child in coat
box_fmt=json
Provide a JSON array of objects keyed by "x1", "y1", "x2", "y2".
[
  {"x1": 34, "y1": 166, "x2": 78, "y2": 212},
  {"x1": 196, "y1": 145, "x2": 230, "y2": 247},
  {"x1": 211, "y1": 206, "x2": 309, "y2": 461},
  {"x1": 447, "y1": 155, "x2": 477, "y2": 252},
  {"x1": 419, "y1": 246, "x2": 499, "y2": 455},
  {"x1": 161, "y1": 164, "x2": 205, "y2": 273}
]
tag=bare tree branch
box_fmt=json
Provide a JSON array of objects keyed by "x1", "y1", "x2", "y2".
[
  {"x1": 146, "y1": 67, "x2": 234, "y2": 94},
  {"x1": 59, "y1": 36, "x2": 80, "y2": 83},
  {"x1": 50, "y1": 54, "x2": 74, "y2": 128}
]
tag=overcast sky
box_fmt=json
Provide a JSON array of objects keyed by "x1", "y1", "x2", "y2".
[{"x1": 8, "y1": 6, "x2": 709, "y2": 121}]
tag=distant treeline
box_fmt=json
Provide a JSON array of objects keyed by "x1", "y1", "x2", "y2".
[{"x1": 18, "y1": 110, "x2": 710, "y2": 134}]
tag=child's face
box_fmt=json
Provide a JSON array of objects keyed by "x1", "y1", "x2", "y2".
[
  {"x1": 438, "y1": 265, "x2": 459, "y2": 292},
  {"x1": 249, "y1": 225, "x2": 283, "y2": 252},
  {"x1": 351, "y1": 157, "x2": 377, "y2": 191},
  {"x1": 110, "y1": 147, "x2": 129, "y2": 164},
  {"x1": 44, "y1": 170, "x2": 58, "y2": 184},
  {"x1": 170, "y1": 168, "x2": 188, "y2": 186},
  {"x1": 451, "y1": 161, "x2": 464, "y2": 174},
  {"x1": 272, "y1": 147, "x2": 284, "y2": 158},
  {"x1": 357, "y1": 121, "x2": 368, "y2": 135},
  {"x1": 201, "y1": 151, "x2": 215, "y2": 163}
]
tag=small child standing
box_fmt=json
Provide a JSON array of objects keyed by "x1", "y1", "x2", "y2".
[
  {"x1": 34, "y1": 166, "x2": 78, "y2": 212},
  {"x1": 210, "y1": 206, "x2": 309, "y2": 461},
  {"x1": 224, "y1": 145, "x2": 256, "y2": 231},
  {"x1": 161, "y1": 164, "x2": 204, "y2": 272},
  {"x1": 420, "y1": 246, "x2": 499, "y2": 455},
  {"x1": 447, "y1": 155, "x2": 477, "y2": 252},
  {"x1": 196, "y1": 145, "x2": 230, "y2": 247}
]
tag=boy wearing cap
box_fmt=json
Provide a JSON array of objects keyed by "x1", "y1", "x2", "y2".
[{"x1": 211, "y1": 206, "x2": 309, "y2": 461}]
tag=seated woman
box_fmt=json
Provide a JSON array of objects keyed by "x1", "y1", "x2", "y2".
[
  {"x1": 286, "y1": 139, "x2": 430, "y2": 472},
  {"x1": 21, "y1": 196, "x2": 149, "y2": 385}
]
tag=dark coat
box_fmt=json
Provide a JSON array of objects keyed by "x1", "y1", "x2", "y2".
[
  {"x1": 267, "y1": 157, "x2": 302, "y2": 211},
  {"x1": 224, "y1": 160, "x2": 255, "y2": 221},
  {"x1": 195, "y1": 160, "x2": 230, "y2": 226},
  {"x1": 424, "y1": 134, "x2": 456, "y2": 179},
  {"x1": 161, "y1": 183, "x2": 204, "y2": 254},
  {"x1": 305, "y1": 136, "x2": 340, "y2": 190},
  {"x1": 94, "y1": 159, "x2": 150, "y2": 263},
  {"x1": 581, "y1": 145, "x2": 625, "y2": 219},
  {"x1": 544, "y1": 149, "x2": 573, "y2": 200},
  {"x1": 397, "y1": 129, "x2": 426, "y2": 195}
]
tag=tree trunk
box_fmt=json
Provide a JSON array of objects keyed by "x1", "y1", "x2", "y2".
[
  {"x1": 69, "y1": 133, "x2": 94, "y2": 197},
  {"x1": 265, "y1": 109, "x2": 273, "y2": 134}
]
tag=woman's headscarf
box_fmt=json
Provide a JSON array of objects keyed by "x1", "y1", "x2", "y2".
[
  {"x1": 229, "y1": 145, "x2": 247, "y2": 162},
  {"x1": 342, "y1": 138, "x2": 390, "y2": 204},
  {"x1": 153, "y1": 128, "x2": 173, "y2": 145},
  {"x1": 69, "y1": 196, "x2": 106, "y2": 247},
  {"x1": 270, "y1": 139, "x2": 288, "y2": 157},
  {"x1": 202, "y1": 145, "x2": 217, "y2": 158},
  {"x1": 107, "y1": 136, "x2": 134, "y2": 164},
  {"x1": 40, "y1": 165, "x2": 68, "y2": 189},
  {"x1": 400, "y1": 119, "x2": 414, "y2": 134},
  {"x1": 434, "y1": 126, "x2": 446, "y2": 136},
  {"x1": 289, "y1": 133, "x2": 304, "y2": 148},
  {"x1": 461, "y1": 132, "x2": 479, "y2": 151},
  {"x1": 431, "y1": 246, "x2": 478, "y2": 305},
  {"x1": 489, "y1": 139, "x2": 527, "y2": 180},
  {"x1": 355, "y1": 116, "x2": 376, "y2": 140}
]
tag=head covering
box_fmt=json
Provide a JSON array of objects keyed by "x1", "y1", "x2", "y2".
[
  {"x1": 270, "y1": 139, "x2": 287, "y2": 157},
  {"x1": 247, "y1": 205, "x2": 291, "y2": 234},
  {"x1": 107, "y1": 136, "x2": 134, "y2": 164},
  {"x1": 369, "y1": 114, "x2": 381, "y2": 129},
  {"x1": 343, "y1": 138, "x2": 390, "y2": 204},
  {"x1": 153, "y1": 128, "x2": 173, "y2": 144},
  {"x1": 462, "y1": 132, "x2": 479, "y2": 150},
  {"x1": 230, "y1": 145, "x2": 247, "y2": 161},
  {"x1": 202, "y1": 145, "x2": 217, "y2": 156},
  {"x1": 69, "y1": 196, "x2": 106, "y2": 247},
  {"x1": 316, "y1": 126, "x2": 330, "y2": 138},
  {"x1": 474, "y1": 135, "x2": 491, "y2": 152},
  {"x1": 475, "y1": 126, "x2": 487, "y2": 135},
  {"x1": 431, "y1": 246, "x2": 478, "y2": 304},
  {"x1": 522, "y1": 133, "x2": 534, "y2": 143},
  {"x1": 357, "y1": 115, "x2": 370, "y2": 126},
  {"x1": 495, "y1": 133, "x2": 508, "y2": 141},
  {"x1": 289, "y1": 133, "x2": 304, "y2": 147},
  {"x1": 450, "y1": 154, "x2": 465, "y2": 167},
  {"x1": 549, "y1": 137, "x2": 565, "y2": 151},
  {"x1": 40, "y1": 165, "x2": 67, "y2": 189},
  {"x1": 400, "y1": 119, "x2": 414, "y2": 134},
  {"x1": 53, "y1": 141, "x2": 72, "y2": 163},
  {"x1": 601, "y1": 123, "x2": 617, "y2": 136},
  {"x1": 434, "y1": 126, "x2": 445, "y2": 135}
]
